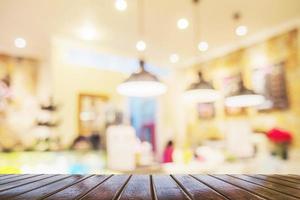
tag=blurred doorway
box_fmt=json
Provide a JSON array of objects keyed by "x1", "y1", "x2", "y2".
[{"x1": 129, "y1": 98, "x2": 157, "y2": 152}]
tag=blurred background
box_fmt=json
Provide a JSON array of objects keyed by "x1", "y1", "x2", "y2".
[{"x1": 0, "y1": 0, "x2": 300, "y2": 174}]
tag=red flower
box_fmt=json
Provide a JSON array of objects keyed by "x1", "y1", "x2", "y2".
[{"x1": 267, "y1": 128, "x2": 292, "y2": 144}]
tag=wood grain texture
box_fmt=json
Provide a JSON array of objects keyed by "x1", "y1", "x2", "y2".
[
  {"x1": 268, "y1": 175, "x2": 300, "y2": 184},
  {"x1": 287, "y1": 175, "x2": 300, "y2": 180},
  {"x1": 0, "y1": 174, "x2": 41, "y2": 185},
  {"x1": 45, "y1": 175, "x2": 111, "y2": 200},
  {"x1": 230, "y1": 174, "x2": 300, "y2": 198},
  {"x1": 193, "y1": 175, "x2": 265, "y2": 200},
  {"x1": 80, "y1": 175, "x2": 129, "y2": 200},
  {"x1": 0, "y1": 174, "x2": 298, "y2": 199},
  {"x1": 172, "y1": 175, "x2": 228, "y2": 200},
  {"x1": 152, "y1": 175, "x2": 190, "y2": 200},
  {"x1": 213, "y1": 175, "x2": 299, "y2": 200},
  {"x1": 247, "y1": 174, "x2": 300, "y2": 189},
  {"x1": 0, "y1": 174, "x2": 58, "y2": 193},
  {"x1": 0, "y1": 175, "x2": 65, "y2": 199},
  {"x1": 12, "y1": 175, "x2": 87, "y2": 200},
  {"x1": 118, "y1": 175, "x2": 153, "y2": 200},
  {"x1": 277, "y1": 175, "x2": 300, "y2": 182},
  {"x1": 0, "y1": 174, "x2": 20, "y2": 182}
]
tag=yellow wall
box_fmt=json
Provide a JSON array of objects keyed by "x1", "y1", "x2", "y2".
[
  {"x1": 178, "y1": 29, "x2": 300, "y2": 147},
  {"x1": 52, "y1": 38, "x2": 126, "y2": 146}
]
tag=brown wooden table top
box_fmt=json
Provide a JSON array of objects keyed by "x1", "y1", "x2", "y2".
[{"x1": 0, "y1": 174, "x2": 299, "y2": 199}]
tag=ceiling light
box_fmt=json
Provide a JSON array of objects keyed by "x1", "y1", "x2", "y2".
[
  {"x1": 14, "y1": 38, "x2": 26, "y2": 48},
  {"x1": 169, "y1": 54, "x2": 179, "y2": 63},
  {"x1": 136, "y1": 40, "x2": 146, "y2": 51},
  {"x1": 117, "y1": 0, "x2": 167, "y2": 97},
  {"x1": 177, "y1": 18, "x2": 189, "y2": 30},
  {"x1": 198, "y1": 41, "x2": 209, "y2": 52},
  {"x1": 79, "y1": 24, "x2": 97, "y2": 40},
  {"x1": 117, "y1": 60, "x2": 167, "y2": 97},
  {"x1": 225, "y1": 80, "x2": 265, "y2": 107},
  {"x1": 115, "y1": 0, "x2": 127, "y2": 11},
  {"x1": 225, "y1": 94, "x2": 265, "y2": 107},
  {"x1": 235, "y1": 25, "x2": 248, "y2": 36},
  {"x1": 184, "y1": 72, "x2": 219, "y2": 103}
]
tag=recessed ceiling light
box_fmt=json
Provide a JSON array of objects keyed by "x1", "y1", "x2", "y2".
[
  {"x1": 169, "y1": 54, "x2": 179, "y2": 63},
  {"x1": 115, "y1": 0, "x2": 127, "y2": 11},
  {"x1": 136, "y1": 40, "x2": 146, "y2": 51},
  {"x1": 14, "y1": 37, "x2": 26, "y2": 48},
  {"x1": 198, "y1": 41, "x2": 209, "y2": 52},
  {"x1": 79, "y1": 24, "x2": 97, "y2": 40},
  {"x1": 177, "y1": 18, "x2": 189, "y2": 30},
  {"x1": 235, "y1": 25, "x2": 248, "y2": 36}
]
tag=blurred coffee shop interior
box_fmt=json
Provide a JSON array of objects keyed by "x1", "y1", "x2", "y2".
[{"x1": 0, "y1": 0, "x2": 300, "y2": 174}]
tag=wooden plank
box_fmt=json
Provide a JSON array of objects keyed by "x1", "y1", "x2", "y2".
[
  {"x1": 0, "y1": 174, "x2": 65, "y2": 199},
  {"x1": 0, "y1": 174, "x2": 298, "y2": 199},
  {"x1": 192, "y1": 175, "x2": 264, "y2": 200},
  {"x1": 0, "y1": 174, "x2": 13, "y2": 178},
  {"x1": 44, "y1": 175, "x2": 111, "y2": 200},
  {"x1": 0, "y1": 174, "x2": 57, "y2": 192},
  {"x1": 213, "y1": 175, "x2": 299, "y2": 200},
  {"x1": 119, "y1": 175, "x2": 153, "y2": 200},
  {"x1": 285, "y1": 175, "x2": 300, "y2": 181},
  {"x1": 80, "y1": 175, "x2": 130, "y2": 200},
  {"x1": 151, "y1": 175, "x2": 190, "y2": 200},
  {"x1": 230, "y1": 174, "x2": 300, "y2": 198},
  {"x1": 288, "y1": 175, "x2": 300, "y2": 179},
  {"x1": 11, "y1": 175, "x2": 88, "y2": 200},
  {"x1": 0, "y1": 174, "x2": 42, "y2": 185},
  {"x1": 172, "y1": 175, "x2": 227, "y2": 200},
  {"x1": 269, "y1": 175, "x2": 300, "y2": 184},
  {"x1": 248, "y1": 175, "x2": 300, "y2": 189},
  {"x1": 0, "y1": 174, "x2": 21, "y2": 182},
  {"x1": 0, "y1": 174, "x2": 26, "y2": 183}
]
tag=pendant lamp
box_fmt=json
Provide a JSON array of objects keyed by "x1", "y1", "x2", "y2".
[
  {"x1": 183, "y1": 0, "x2": 219, "y2": 103},
  {"x1": 225, "y1": 78, "x2": 265, "y2": 107},
  {"x1": 117, "y1": 60, "x2": 167, "y2": 97},
  {"x1": 184, "y1": 72, "x2": 219, "y2": 103},
  {"x1": 117, "y1": 0, "x2": 167, "y2": 97}
]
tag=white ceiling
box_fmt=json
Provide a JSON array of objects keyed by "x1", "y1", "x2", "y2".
[{"x1": 0, "y1": 0, "x2": 299, "y2": 67}]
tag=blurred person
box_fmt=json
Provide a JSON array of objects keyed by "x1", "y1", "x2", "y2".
[
  {"x1": 90, "y1": 131, "x2": 101, "y2": 150},
  {"x1": 71, "y1": 136, "x2": 91, "y2": 150},
  {"x1": 163, "y1": 140, "x2": 174, "y2": 163}
]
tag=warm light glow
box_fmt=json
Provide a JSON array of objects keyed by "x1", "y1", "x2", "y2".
[
  {"x1": 198, "y1": 41, "x2": 209, "y2": 52},
  {"x1": 115, "y1": 0, "x2": 127, "y2": 11},
  {"x1": 235, "y1": 25, "x2": 248, "y2": 36},
  {"x1": 169, "y1": 54, "x2": 179, "y2": 63},
  {"x1": 117, "y1": 81, "x2": 167, "y2": 97},
  {"x1": 136, "y1": 40, "x2": 146, "y2": 51},
  {"x1": 177, "y1": 18, "x2": 189, "y2": 30},
  {"x1": 80, "y1": 112, "x2": 95, "y2": 121},
  {"x1": 78, "y1": 24, "x2": 97, "y2": 40},
  {"x1": 14, "y1": 37, "x2": 27, "y2": 48},
  {"x1": 225, "y1": 94, "x2": 265, "y2": 107},
  {"x1": 184, "y1": 89, "x2": 220, "y2": 103}
]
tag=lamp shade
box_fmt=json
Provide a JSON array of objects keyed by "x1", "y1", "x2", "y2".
[
  {"x1": 117, "y1": 60, "x2": 167, "y2": 97},
  {"x1": 184, "y1": 72, "x2": 219, "y2": 103},
  {"x1": 225, "y1": 83, "x2": 265, "y2": 108}
]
